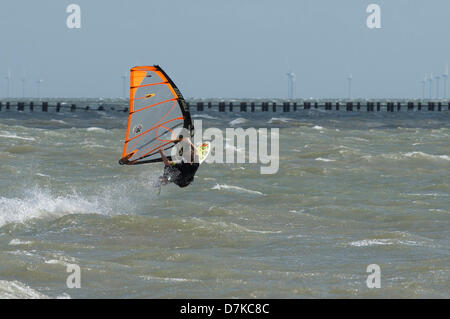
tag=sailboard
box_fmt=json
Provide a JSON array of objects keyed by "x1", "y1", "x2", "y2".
[
  {"x1": 197, "y1": 142, "x2": 211, "y2": 164},
  {"x1": 119, "y1": 65, "x2": 194, "y2": 165}
]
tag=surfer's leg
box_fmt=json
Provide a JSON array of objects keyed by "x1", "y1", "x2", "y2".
[
  {"x1": 153, "y1": 175, "x2": 169, "y2": 188},
  {"x1": 160, "y1": 176, "x2": 169, "y2": 185},
  {"x1": 161, "y1": 165, "x2": 176, "y2": 184}
]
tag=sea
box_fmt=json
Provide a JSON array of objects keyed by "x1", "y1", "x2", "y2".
[{"x1": 0, "y1": 99, "x2": 449, "y2": 298}]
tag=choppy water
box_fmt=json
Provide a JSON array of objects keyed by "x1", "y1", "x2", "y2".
[{"x1": 0, "y1": 105, "x2": 449, "y2": 298}]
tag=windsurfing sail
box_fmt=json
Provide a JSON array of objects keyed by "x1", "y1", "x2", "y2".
[{"x1": 119, "y1": 65, "x2": 194, "y2": 165}]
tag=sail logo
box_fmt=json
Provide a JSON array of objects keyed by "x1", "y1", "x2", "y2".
[
  {"x1": 133, "y1": 124, "x2": 143, "y2": 135},
  {"x1": 170, "y1": 120, "x2": 279, "y2": 175}
]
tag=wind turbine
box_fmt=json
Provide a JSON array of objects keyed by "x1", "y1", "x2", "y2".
[
  {"x1": 4, "y1": 70, "x2": 11, "y2": 98},
  {"x1": 421, "y1": 75, "x2": 427, "y2": 100},
  {"x1": 121, "y1": 73, "x2": 127, "y2": 99},
  {"x1": 428, "y1": 73, "x2": 433, "y2": 99},
  {"x1": 443, "y1": 64, "x2": 448, "y2": 99},
  {"x1": 347, "y1": 74, "x2": 353, "y2": 99},
  {"x1": 36, "y1": 79, "x2": 44, "y2": 99},
  {"x1": 435, "y1": 74, "x2": 441, "y2": 99},
  {"x1": 286, "y1": 71, "x2": 295, "y2": 99},
  {"x1": 21, "y1": 70, "x2": 26, "y2": 98}
]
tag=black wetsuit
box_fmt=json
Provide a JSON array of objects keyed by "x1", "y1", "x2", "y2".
[{"x1": 163, "y1": 162, "x2": 199, "y2": 188}]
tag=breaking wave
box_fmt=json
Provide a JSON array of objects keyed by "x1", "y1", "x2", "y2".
[{"x1": 0, "y1": 187, "x2": 109, "y2": 227}]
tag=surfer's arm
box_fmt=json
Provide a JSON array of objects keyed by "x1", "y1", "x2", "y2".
[
  {"x1": 182, "y1": 137, "x2": 198, "y2": 156},
  {"x1": 181, "y1": 137, "x2": 199, "y2": 163},
  {"x1": 159, "y1": 149, "x2": 173, "y2": 166}
]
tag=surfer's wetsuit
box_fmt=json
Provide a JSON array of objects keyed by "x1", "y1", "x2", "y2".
[
  {"x1": 163, "y1": 161, "x2": 199, "y2": 188},
  {"x1": 158, "y1": 138, "x2": 199, "y2": 188}
]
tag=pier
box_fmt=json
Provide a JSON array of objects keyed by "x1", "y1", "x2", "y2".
[{"x1": 0, "y1": 99, "x2": 449, "y2": 114}]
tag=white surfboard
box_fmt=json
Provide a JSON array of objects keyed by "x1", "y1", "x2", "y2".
[{"x1": 197, "y1": 142, "x2": 211, "y2": 164}]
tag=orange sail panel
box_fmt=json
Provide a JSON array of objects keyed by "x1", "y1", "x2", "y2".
[{"x1": 120, "y1": 65, "x2": 193, "y2": 165}]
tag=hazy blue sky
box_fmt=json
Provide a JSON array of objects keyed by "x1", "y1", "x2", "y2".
[{"x1": 0, "y1": 0, "x2": 449, "y2": 99}]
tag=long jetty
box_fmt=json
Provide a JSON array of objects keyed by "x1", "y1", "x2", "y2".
[{"x1": 0, "y1": 100, "x2": 449, "y2": 113}]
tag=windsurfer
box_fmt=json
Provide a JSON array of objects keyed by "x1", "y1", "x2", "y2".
[{"x1": 157, "y1": 137, "x2": 199, "y2": 188}]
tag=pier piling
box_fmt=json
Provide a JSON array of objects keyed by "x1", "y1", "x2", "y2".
[
  {"x1": 42, "y1": 102, "x2": 48, "y2": 112},
  {"x1": 219, "y1": 102, "x2": 225, "y2": 112},
  {"x1": 346, "y1": 102, "x2": 353, "y2": 112}
]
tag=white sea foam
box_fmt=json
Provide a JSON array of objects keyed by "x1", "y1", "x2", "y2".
[
  {"x1": 49, "y1": 119, "x2": 68, "y2": 125},
  {"x1": 44, "y1": 259, "x2": 70, "y2": 266},
  {"x1": 344, "y1": 136, "x2": 369, "y2": 142},
  {"x1": 191, "y1": 217, "x2": 280, "y2": 234},
  {"x1": 35, "y1": 173, "x2": 50, "y2": 178},
  {"x1": 349, "y1": 239, "x2": 392, "y2": 247},
  {"x1": 363, "y1": 152, "x2": 450, "y2": 162},
  {"x1": 315, "y1": 157, "x2": 336, "y2": 162},
  {"x1": 349, "y1": 239, "x2": 421, "y2": 247},
  {"x1": 267, "y1": 117, "x2": 292, "y2": 124},
  {"x1": 229, "y1": 118, "x2": 248, "y2": 126},
  {"x1": 225, "y1": 221, "x2": 281, "y2": 234},
  {"x1": 81, "y1": 143, "x2": 107, "y2": 149},
  {"x1": 0, "y1": 280, "x2": 49, "y2": 299},
  {"x1": 192, "y1": 114, "x2": 218, "y2": 120},
  {"x1": 403, "y1": 152, "x2": 450, "y2": 161},
  {"x1": 0, "y1": 134, "x2": 36, "y2": 141},
  {"x1": 8, "y1": 239, "x2": 33, "y2": 246},
  {"x1": 139, "y1": 275, "x2": 201, "y2": 283},
  {"x1": 0, "y1": 187, "x2": 108, "y2": 227},
  {"x1": 86, "y1": 127, "x2": 107, "y2": 133},
  {"x1": 211, "y1": 184, "x2": 265, "y2": 196}
]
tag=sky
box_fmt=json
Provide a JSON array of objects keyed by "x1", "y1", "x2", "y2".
[{"x1": 0, "y1": 0, "x2": 449, "y2": 99}]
